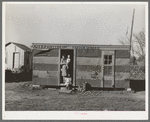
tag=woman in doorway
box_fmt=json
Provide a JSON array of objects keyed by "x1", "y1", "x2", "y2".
[
  {"x1": 60, "y1": 54, "x2": 67, "y2": 83},
  {"x1": 66, "y1": 55, "x2": 71, "y2": 76}
]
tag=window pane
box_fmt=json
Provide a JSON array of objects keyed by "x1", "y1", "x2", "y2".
[
  {"x1": 109, "y1": 55, "x2": 112, "y2": 60},
  {"x1": 104, "y1": 55, "x2": 108, "y2": 64},
  {"x1": 104, "y1": 55, "x2": 108, "y2": 60},
  {"x1": 109, "y1": 60, "x2": 112, "y2": 64}
]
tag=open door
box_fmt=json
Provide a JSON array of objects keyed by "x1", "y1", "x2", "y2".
[
  {"x1": 102, "y1": 51, "x2": 115, "y2": 88},
  {"x1": 60, "y1": 49, "x2": 74, "y2": 84}
]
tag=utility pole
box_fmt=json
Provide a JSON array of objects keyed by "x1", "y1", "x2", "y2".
[{"x1": 130, "y1": 9, "x2": 135, "y2": 57}]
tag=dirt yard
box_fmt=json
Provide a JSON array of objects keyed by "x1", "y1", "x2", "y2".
[{"x1": 5, "y1": 81, "x2": 145, "y2": 111}]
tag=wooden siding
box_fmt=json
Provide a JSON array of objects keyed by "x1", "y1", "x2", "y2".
[
  {"x1": 33, "y1": 57, "x2": 58, "y2": 64},
  {"x1": 77, "y1": 57, "x2": 102, "y2": 65},
  {"x1": 33, "y1": 77, "x2": 58, "y2": 86},
  {"x1": 77, "y1": 49, "x2": 101, "y2": 57},
  {"x1": 116, "y1": 50, "x2": 130, "y2": 58},
  {"x1": 33, "y1": 49, "x2": 59, "y2": 57},
  {"x1": 76, "y1": 79, "x2": 102, "y2": 87},
  {"x1": 115, "y1": 59, "x2": 130, "y2": 65},
  {"x1": 33, "y1": 64, "x2": 58, "y2": 71},
  {"x1": 5, "y1": 43, "x2": 25, "y2": 70}
]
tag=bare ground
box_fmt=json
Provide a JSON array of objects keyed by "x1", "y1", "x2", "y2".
[{"x1": 5, "y1": 81, "x2": 145, "y2": 111}]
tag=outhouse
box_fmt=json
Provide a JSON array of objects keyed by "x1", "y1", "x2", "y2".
[{"x1": 32, "y1": 43, "x2": 130, "y2": 89}]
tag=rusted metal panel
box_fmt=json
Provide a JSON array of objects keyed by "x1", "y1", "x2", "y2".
[
  {"x1": 116, "y1": 50, "x2": 130, "y2": 58},
  {"x1": 115, "y1": 58, "x2": 130, "y2": 65},
  {"x1": 33, "y1": 70, "x2": 59, "y2": 78},
  {"x1": 33, "y1": 49, "x2": 59, "y2": 57},
  {"x1": 33, "y1": 64, "x2": 58, "y2": 71},
  {"x1": 115, "y1": 65, "x2": 130, "y2": 73},
  {"x1": 33, "y1": 57, "x2": 58, "y2": 64},
  {"x1": 115, "y1": 73, "x2": 130, "y2": 80},
  {"x1": 77, "y1": 65, "x2": 101, "y2": 72},
  {"x1": 76, "y1": 79, "x2": 102, "y2": 87},
  {"x1": 77, "y1": 49, "x2": 101, "y2": 57},
  {"x1": 76, "y1": 70, "x2": 102, "y2": 80},
  {"x1": 77, "y1": 57, "x2": 102, "y2": 65},
  {"x1": 115, "y1": 80, "x2": 130, "y2": 88},
  {"x1": 33, "y1": 77, "x2": 58, "y2": 86}
]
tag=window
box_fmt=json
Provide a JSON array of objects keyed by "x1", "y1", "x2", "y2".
[{"x1": 104, "y1": 55, "x2": 112, "y2": 65}]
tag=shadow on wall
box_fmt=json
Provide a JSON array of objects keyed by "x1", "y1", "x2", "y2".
[{"x1": 5, "y1": 70, "x2": 32, "y2": 83}]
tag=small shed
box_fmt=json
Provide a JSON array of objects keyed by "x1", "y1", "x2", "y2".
[
  {"x1": 5, "y1": 42, "x2": 32, "y2": 72},
  {"x1": 32, "y1": 43, "x2": 130, "y2": 89}
]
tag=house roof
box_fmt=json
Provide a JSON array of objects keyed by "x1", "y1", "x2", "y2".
[
  {"x1": 6, "y1": 42, "x2": 31, "y2": 52},
  {"x1": 32, "y1": 43, "x2": 130, "y2": 50}
]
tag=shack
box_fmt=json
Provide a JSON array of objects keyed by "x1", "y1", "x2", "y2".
[
  {"x1": 5, "y1": 42, "x2": 32, "y2": 72},
  {"x1": 32, "y1": 43, "x2": 130, "y2": 89}
]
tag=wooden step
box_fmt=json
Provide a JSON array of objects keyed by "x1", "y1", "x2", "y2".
[{"x1": 60, "y1": 87, "x2": 67, "y2": 90}]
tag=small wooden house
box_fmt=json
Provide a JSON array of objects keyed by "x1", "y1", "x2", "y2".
[
  {"x1": 32, "y1": 43, "x2": 130, "y2": 89},
  {"x1": 5, "y1": 42, "x2": 32, "y2": 72}
]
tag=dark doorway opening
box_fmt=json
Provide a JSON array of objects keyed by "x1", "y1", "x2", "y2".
[{"x1": 60, "y1": 49, "x2": 74, "y2": 84}]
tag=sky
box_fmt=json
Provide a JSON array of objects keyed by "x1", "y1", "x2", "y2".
[{"x1": 4, "y1": 2, "x2": 146, "y2": 47}]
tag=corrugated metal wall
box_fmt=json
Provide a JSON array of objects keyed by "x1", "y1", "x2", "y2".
[{"x1": 32, "y1": 49, "x2": 59, "y2": 85}]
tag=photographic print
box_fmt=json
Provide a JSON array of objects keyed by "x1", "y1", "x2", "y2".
[{"x1": 2, "y1": 2, "x2": 148, "y2": 120}]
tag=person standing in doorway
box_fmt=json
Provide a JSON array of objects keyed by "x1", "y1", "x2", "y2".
[
  {"x1": 60, "y1": 54, "x2": 67, "y2": 83},
  {"x1": 66, "y1": 55, "x2": 71, "y2": 76}
]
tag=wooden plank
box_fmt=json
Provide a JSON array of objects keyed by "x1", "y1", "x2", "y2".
[
  {"x1": 115, "y1": 72, "x2": 130, "y2": 80},
  {"x1": 77, "y1": 57, "x2": 102, "y2": 65},
  {"x1": 76, "y1": 70, "x2": 102, "y2": 80},
  {"x1": 77, "y1": 65, "x2": 101, "y2": 72},
  {"x1": 33, "y1": 49, "x2": 59, "y2": 57},
  {"x1": 116, "y1": 50, "x2": 130, "y2": 58},
  {"x1": 115, "y1": 65, "x2": 130, "y2": 73},
  {"x1": 33, "y1": 70, "x2": 59, "y2": 78},
  {"x1": 33, "y1": 64, "x2": 58, "y2": 71},
  {"x1": 115, "y1": 80, "x2": 130, "y2": 88},
  {"x1": 77, "y1": 49, "x2": 101, "y2": 57},
  {"x1": 76, "y1": 79, "x2": 102, "y2": 87},
  {"x1": 33, "y1": 77, "x2": 59, "y2": 86},
  {"x1": 115, "y1": 58, "x2": 130, "y2": 65},
  {"x1": 33, "y1": 57, "x2": 59, "y2": 64}
]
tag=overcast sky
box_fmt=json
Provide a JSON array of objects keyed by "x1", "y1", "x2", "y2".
[{"x1": 4, "y1": 2, "x2": 146, "y2": 47}]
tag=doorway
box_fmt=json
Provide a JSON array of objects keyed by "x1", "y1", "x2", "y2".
[
  {"x1": 60, "y1": 49, "x2": 74, "y2": 84},
  {"x1": 13, "y1": 52, "x2": 20, "y2": 69}
]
